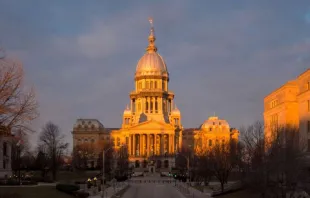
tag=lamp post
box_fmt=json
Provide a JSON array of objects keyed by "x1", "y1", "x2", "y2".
[{"x1": 102, "y1": 144, "x2": 126, "y2": 198}]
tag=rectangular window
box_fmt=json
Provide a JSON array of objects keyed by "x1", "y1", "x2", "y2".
[{"x1": 3, "y1": 142, "x2": 7, "y2": 156}]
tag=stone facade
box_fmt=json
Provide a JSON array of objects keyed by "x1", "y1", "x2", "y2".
[
  {"x1": 193, "y1": 116, "x2": 239, "y2": 155},
  {"x1": 264, "y1": 69, "x2": 310, "y2": 150}
]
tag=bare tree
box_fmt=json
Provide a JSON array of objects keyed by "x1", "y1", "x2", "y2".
[
  {"x1": 0, "y1": 52, "x2": 38, "y2": 133},
  {"x1": 73, "y1": 143, "x2": 96, "y2": 169},
  {"x1": 38, "y1": 122, "x2": 68, "y2": 181},
  {"x1": 240, "y1": 122, "x2": 307, "y2": 197},
  {"x1": 208, "y1": 142, "x2": 235, "y2": 192}
]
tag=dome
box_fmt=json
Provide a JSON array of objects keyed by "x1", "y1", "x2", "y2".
[
  {"x1": 200, "y1": 116, "x2": 230, "y2": 129},
  {"x1": 171, "y1": 105, "x2": 180, "y2": 115},
  {"x1": 135, "y1": 19, "x2": 168, "y2": 77},
  {"x1": 123, "y1": 105, "x2": 131, "y2": 115},
  {"x1": 136, "y1": 52, "x2": 167, "y2": 76}
]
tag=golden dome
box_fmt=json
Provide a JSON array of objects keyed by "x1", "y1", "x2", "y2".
[
  {"x1": 135, "y1": 18, "x2": 168, "y2": 77},
  {"x1": 123, "y1": 105, "x2": 131, "y2": 115},
  {"x1": 171, "y1": 105, "x2": 180, "y2": 115},
  {"x1": 200, "y1": 116, "x2": 230, "y2": 129}
]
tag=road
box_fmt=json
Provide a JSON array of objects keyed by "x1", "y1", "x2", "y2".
[{"x1": 122, "y1": 183, "x2": 185, "y2": 198}]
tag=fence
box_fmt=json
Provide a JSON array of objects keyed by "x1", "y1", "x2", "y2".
[{"x1": 128, "y1": 179, "x2": 176, "y2": 184}]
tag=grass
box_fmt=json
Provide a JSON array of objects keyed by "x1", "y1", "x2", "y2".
[
  {"x1": 21, "y1": 170, "x2": 100, "y2": 182},
  {"x1": 216, "y1": 189, "x2": 260, "y2": 198},
  {"x1": 0, "y1": 186, "x2": 73, "y2": 198}
]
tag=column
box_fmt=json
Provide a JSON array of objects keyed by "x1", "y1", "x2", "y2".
[
  {"x1": 128, "y1": 134, "x2": 132, "y2": 156},
  {"x1": 140, "y1": 134, "x2": 143, "y2": 156},
  {"x1": 154, "y1": 134, "x2": 157, "y2": 155},
  {"x1": 159, "y1": 98, "x2": 162, "y2": 113},
  {"x1": 133, "y1": 134, "x2": 136, "y2": 156},
  {"x1": 172, "y1": 135, "x2": 175, "y2": 153},
  {"x1": 142, "y1": 98, "x2": 145, "y2": 113},
  {"x1": 148, "y1": 97, "x2": 151, "y2": 113},
  {"x1": 147, "y1": 134, "x2": 150, "y2": 157},
  {"x1": 153, "y1": 97, "x2": 155, "y2": 113},
  {"x1": 142, "y1": 134, "x2": 145, "y2": 156}
]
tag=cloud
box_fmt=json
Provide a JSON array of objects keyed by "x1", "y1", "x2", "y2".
[{"x1": 1, "y1": 0, "x2": 310, "y2": 149}]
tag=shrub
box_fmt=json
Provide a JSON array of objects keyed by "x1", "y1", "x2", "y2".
[
  {"x1": 74, "y1": 191, "x2": 89, "y2": 198},
  {"x1": 56, "y1": 183, "x2": 80, "y2": 195}
]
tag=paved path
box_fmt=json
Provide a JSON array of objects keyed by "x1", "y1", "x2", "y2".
[{"x1": 122, "y1": 183, "x2": 185, "y2": 198}]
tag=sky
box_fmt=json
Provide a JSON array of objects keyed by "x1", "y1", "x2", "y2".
[{"x1": 1, "y1": 0, "x2": 310, "y2": 147}]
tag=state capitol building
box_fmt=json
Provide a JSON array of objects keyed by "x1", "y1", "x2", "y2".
[{"x1": 72, "y1": 20, "x2": 239, "y2": 171}]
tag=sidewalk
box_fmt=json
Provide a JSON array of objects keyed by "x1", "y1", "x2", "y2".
[
  {"x1": 89, "y1": 182, "x2": 128, "y2": 198},
  {"x1": 174, "y1": 182, "x2": 211, "y2": 198}
]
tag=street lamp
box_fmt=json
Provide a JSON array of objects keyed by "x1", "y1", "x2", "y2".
[{"x1": 102, "y1": 144, "x2": 126, "y2": 198}]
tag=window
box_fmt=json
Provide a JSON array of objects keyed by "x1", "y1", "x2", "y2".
[
  {"x1": 138, "y1": 82, "x2": 142, "y2": 89},
  {"x1": 208, "y1": 140, "x2": 212, "y2": 146},
  {"x1": 308, "y1": 139, "x2": 310, "y2": 152},
  {"x1": 162, "y1": 82, "x2": 165, "y2": 90},
  {"x1": 146, "y1": 81, "x2": 149, "y2": 89},
  {"x1": 150, "y1": 98, "x2": 153, "y2": 113},
  {"x1": 150, "y1": 81, "x2": 153, "y2": 89},
  {"x1": 154, "y1": 81, "x2": 157, "y2": 88},
  {"x1": 3, "y1": 142, "x2": 7, "y2": 156},
  {"x1": 146, "y1": 101, "x2": 149, "y2": 113},
  {"x1": 219, "y1": 122, "x2": 221, "y2": 125},
  {"x1": 155, "y1": 98, "x2": 158, "y2": 113},
  {"x1": 209, "y1": 128, "x2": 212, "y2": 131},
  {"x1": 270, "y1": 100, "x2": 279, "y2": 108},
  {"x1": 213, "y1": 122, "x2": 215, "y2": 125},
  {"x1": 125, "y1": 118, "x2": 130, "y2": 125},
  {"x1": 308, "y1": 121, "x2": 310, "y2": 133},
  {"x1": 270, "y1": 114, "x2": 278, "y2": 129}
]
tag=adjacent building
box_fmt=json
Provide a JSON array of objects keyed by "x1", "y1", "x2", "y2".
[
  {"x1": 264, "y1": 69, "x2": 310, "y2": 150},
  {"x1": 193, "y1": 116, "x2": 239, "y2": 155},
  {"x1": 0, "y1": 126, "x2": 12, "y2": 178}
]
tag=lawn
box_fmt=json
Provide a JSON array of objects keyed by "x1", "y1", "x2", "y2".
[
  {"x1": 216, "y1": 189, "x2": 260, "y2": 198},
  {"x1": 0, "y1": 186, "x2": 73, "y2": 198}
]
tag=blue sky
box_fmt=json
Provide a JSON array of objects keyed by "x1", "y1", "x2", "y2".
[{"x1": 1, "y1": 0, "x2": 310, "y2": 146}]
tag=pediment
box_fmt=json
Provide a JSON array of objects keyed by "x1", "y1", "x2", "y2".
[{"x1": 128, "y1": 120, "x2": 175, "y2": 131}]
